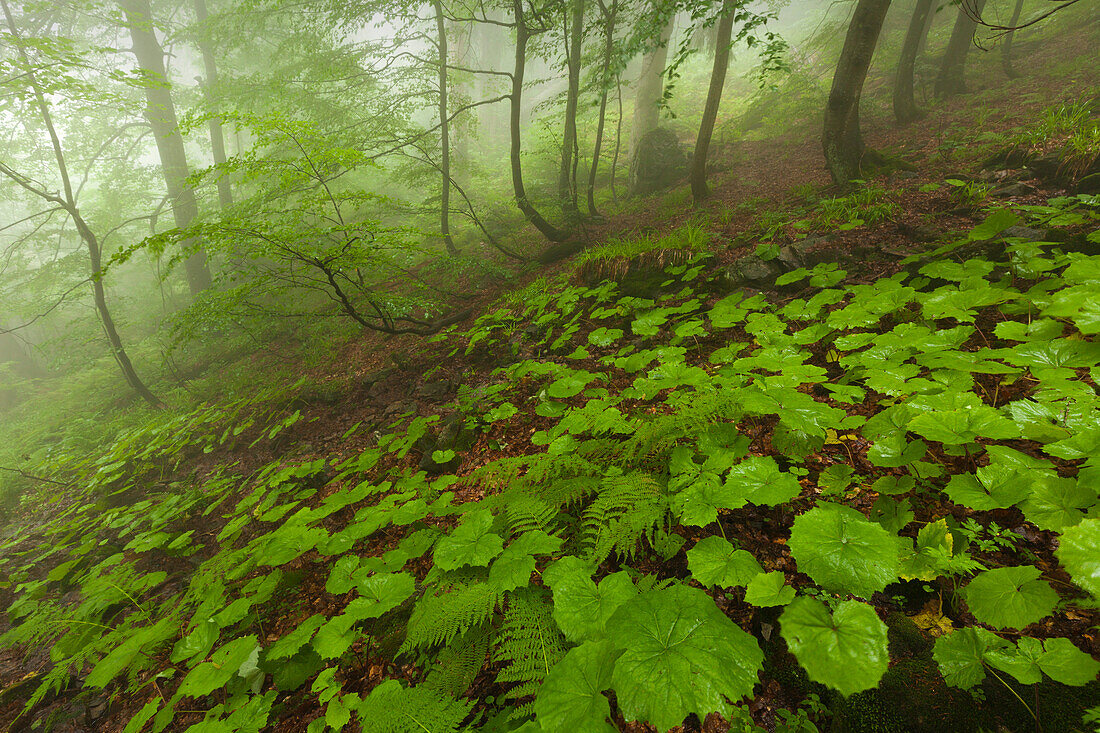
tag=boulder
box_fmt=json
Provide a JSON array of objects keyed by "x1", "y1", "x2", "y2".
[
  {"x1": 629, "y1": 127, "x2": 688, "y2": 196},
  {"x1": 717, "y1": 255, "x2": 783, "y2": 290},
  {"x1": 1077, "y1": 172, "x2": 1100, "y2": 195}
]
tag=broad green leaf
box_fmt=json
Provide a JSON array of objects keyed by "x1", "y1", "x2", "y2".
[
  {"x1": 673, "y1": 471, "x2": 745, "y2": 527},
  {"x1": 788, "y1": 503, "x2": 899, "y2": 597},
  {"x1": 179, "y1": 636, "x2": 260, "y2": 699},
  {"x1": 87, "y1": 618, "x2": 176, "y2": 688},
  {"x1": 489, "y1": 531, "x2": 563, "y2": 593},
  {"x1": 724, "y1": 457, "x2": 802, "y2": 506},
  {"x1": 588, "y1": 327, "x2": 623, "y2": 347},
  {"x1": 934, "y1": 627, "x2": 1007, "y2": 688},
  {"x1": 326, "y1": 556, "x2": 361, "y2": 595},
  {"x1": 908, "y1": 403, "x2": 1018, "y2": 445},
  {"x1": 267, "y1": 615, "x2": 326, "y2": 661},
  {"x1": 1056, "y1": 518, "x2": 1100, "y2": 598},
  {"x1": 607, "y1": 585, "x2": 763, "y2": 731},
  {"x1": 899, "y1": 518, "x2": 953, "y2": 581},
  {"x1": 1035, "y1": 637, "x2": 1100, "y2": 686},
  {"x1": 743, "y1": 572, "x2": 795, "y2": 607},
  {"x1": 351, "y1": 573, "x2": 415, "y2": 618},
  {"x1": 544, "y1": 557, "x2": 636, "y2": 643},
  {"x1": 686, "y1": 537, "x2": 762, "y2": 589},
  {"x1": 968, "y1": 209, "x2": 1020, "y2": 241},
  {"x1": 548, "y1": 371, "x2": 598, "y2": 399},
  {"x1": 779, "y1": 598, "x2": 888, "y2": 696},
  {"x1": 433, "y1": 508, "x2": 503, "y2": 571},
  {"x1": 534, "y1": 640, "x2": 620, "y2": 732},
  {"x1": 964, "y1": 566, "x2": 1057, "y2": 629},
  {"x1": 985, "y1": 636, "x2": 1043, "y2": 684},
  {"x1": 1020, "y1": 476, "x2": 1096, "y2": 532}
]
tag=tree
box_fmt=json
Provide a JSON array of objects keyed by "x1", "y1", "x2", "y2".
[
  {"x1": 1001, "y1": 0, "x2": 1025, "y2": 79},
  {"x1": 690, "y1": 0, "x2": 736, "y2": 204},
  {"x1": 586, "y1": 0, "x2": 619, "y2": 218},
  {"x1": 0, "y1": 0, "x2": 160, "y2": 407},
  {"x1": 893, "y1": 0, "x2": 934, "y2": 124},
  {"x1": 934, "y1": 0, "x2": 988, "y2": 97},
  {"x1": 432, "y1": 0, "x2": 458, "y2": 254},
  {"x1": 558, "y1": 0, "x2": 585, "y2": 219},
  {"x1": 119, "y1": 0, "x2": 213, "y2": 295},
  {"x1": 631, "y1": 4, "x2": 674, "y2": 153},
  {"x1": 192, "y1": 0, "x2": 234, "y2": 210},
  {"x1": 822, "y1": 0, "x2": 892, "y2": 186}
]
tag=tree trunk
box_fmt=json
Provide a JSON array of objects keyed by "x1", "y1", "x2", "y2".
[
  {"x1": 823, "y1": 0, "x2": 892, "y2": 187},
  {"x1": 1002, "y1": 0, "x2": 1024, "y2": 79},
  {"x1": 432, "y1": 0, "x2": 457, "y2": 253},
  {"x1": 935, "y1": 0, "x2": 988, "y2": 97},
  {"x1": 690, "y1": 1, "x2": 735, "y2": 204},
  {"x1": 510, "y1": 0, "x2": 569, "y2": 242},
  {"x1": 631, "y1": 9, "x2": 674, "y2": 153},
  {"x1": 193, "y1": 0, "x2": 233, "y2": 210},
  {"x1": 0, "y1": 0, "x2": 160, "y2": 407},
  {"x1": 558, "y1": 0, "x2": 584, "y2": 218},
  {"x1": 893, "y1": 0, "x2": 934, "y2": 124},
  {"x1": 587, "y1": 0, "x2": 617, "y2": 217},
  {"x1": 120, "y1": 0, "x2": 212, "y2": 296}
]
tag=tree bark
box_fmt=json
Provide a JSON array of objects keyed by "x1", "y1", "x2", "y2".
[
  {"x1": 631, "y1": 8, "x2": 674, "y2": 153},
  {"x1": 587, "y1": 0, "x2": 617, "y2": 217},
  {"x1": 893, "y1": 0, "x2": 934, "y2": 124},
  {"x1": 510, "y1": 0, "x2": 569, "y2": 242},
  {"x1": 558, "y1": 0, "x2": 584, "y2": 218},
  {"x1": 120, "y1": 0, "x2": 212, "y2": 295},
  {"x1": 935, "y1": 0, "x2": 988, "y2": 97},
  {"x1": 0, "y1": 0, "x2": 160, "y2": 407},
  {"x1": 1002, "y1": 0, "x2": 1024, "y2": 79},
  {"x1": 822, "y1": 0, "x2": 892, "y2": 187},
  {"x1": 432, "y1": 0, "x2": 457, "y2": 253},
  {"x1": 690, "y1": 1, "x2": 735, "y2": 204},
  {"x1": 193, "y1": 0, "x2": 233, "y2": 210}
]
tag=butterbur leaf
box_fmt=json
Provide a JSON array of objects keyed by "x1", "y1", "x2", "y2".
[
  {"x1": 267, "y1": 615, "x2": 325, "y2": 661},
  {"x1": 1035, "y1": 637, "x2": 1100, "y2": 686},
  {"x1": 743, "y1": 572, "x2": 795, "y2": 607},
  {"x1": 908, "y1": 406, "x2": 1018, "y2": 446},
  {"x1": 686, "y1": 537, "x2": 762, "y2": 589},
  {"x1": 725, "y1": 457, "x2": 802, "y2": 506},
  {"x1": 780, "y1": 597, "x2": 888, "y2": 696},
  {"x1": 934, "y1": 627, "x2": 1006, "y2": 688},
  {"x1": 544, "y1": 557, "x2": 636, "y2": 643},
  {"x1": 964, "y1": 566, "x2": 1057, "y2": 629},
  {"x1": 534, "y1": 640, "x2": 620, "y2": 732},
  {"x1": 1056, "y1": 518, "x2": 1100, "y2": 599},
  {"x1": 352, "y1": 573, "x2": 415, "y2": 618},
  {"x1": 674, "y1": 471, "x2": 744, "y2": 527},
  {"x1": 788, "y1": 503, "x2": 899, "y2": 598},
  {"x1": 488, "y1": 531, "x2": 562, "y2": 593},
  {"x1": 179, "y1": 636, "x2": 260, "y2": 699},
  {"x1": 899, "y1": 518, "x2": 953, "y2": 581},
  {"x1": 326, "y1": 556, "x2": 361, "y2": 595},
  {"x1": 1020, "y1": 476, "x2": 1096, "y2": 532},
  {"x1": 607, "y1": 585, "x2": 763, "y2": 731},
  {"x1": 984, "y1": 637, "x2": 1044, "y2": 685},
  {"x1": 433, "y1": 508, "x2": 503, "y2": 571}
]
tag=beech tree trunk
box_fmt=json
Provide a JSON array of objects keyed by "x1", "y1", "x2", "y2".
[
  {"x1": 510, "y1": 0, "x2": 568, "y2": 242},
  {"x1": 935, "y1": 0, "x2": 988, "y2": 97},
  {"x1": 1, "y1": 0, "x2": 160, "y2": 407},
  {"x1": 433, "y1": 0, "x2": 457, "y2": 253},
  {"x1": 587, "y1": 0, "x2": 618, "y2": 217},
  {"x1": 823, "y1": 0, "x2": 892, "y2": 186},
  {"x1": 120, "y1": 0, "x2": 213, "y2": 296},
  {"x1": 193, "y1": 0, "x2": 233, "y2": 210},
  {"x1": 894, "y1": 0, "x2": 934, "y2": 124},
  {"x1": 690, "y1": 1, "x2": 735, "y2": 204},
  {"x1": 631, "y1": 9, "x2": 674, "y2": 153},
  {"x1": 558, "y1": 0, "x2": 584, "y2": 218},
  {"x1": 1002, "y1": 0, "x2": 1024, "y2": 79}
]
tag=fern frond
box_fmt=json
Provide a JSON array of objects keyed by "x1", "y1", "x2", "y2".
[
  {"x1": 494, "y1": 588, "x2": 565, "y2": 720},
  {"x1": 583, "y1": 471, "x2": 666, "y2": 564},
  {"x1": 358, "y1": 679, "x2": 473, "y2": 733},
  {"x1": 424, "y1": 624, "x2": 492, "y2": 698},
  {"x1": 400, "y1": 581, "x2": 501, "y2": 653}
]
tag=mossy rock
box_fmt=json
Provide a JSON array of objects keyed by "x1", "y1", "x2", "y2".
[{"x1": 885, "y1": 611, "x2": 932, "y2": 657}]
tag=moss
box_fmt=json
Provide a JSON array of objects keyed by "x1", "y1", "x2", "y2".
[
  {"x1": 885, "y1": 612, "x2": 932, "y2": 657},
  {"x1": 982, "y1": 676, "x2": 1100, "y2": 732}
]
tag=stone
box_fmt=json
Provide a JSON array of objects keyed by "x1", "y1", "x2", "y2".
[
  {"x1": 417, "y1": 413, "x2": 476, "y2": 474},
  {"x1": 1076, "y1": 172, "x2": 1100, "y2": 195},
  {"x1": 1027, "y1": 150, "x2": 1068, "y2": 182},
  {"x1": 416, "y1": 380, "x2": 453, "y2": 401},
  {"x1": 384, "y1": 400, "x2": 417, "y2": 417},
  {"x1": 991, "y1": 182, "x2": 1035, "y2": 198},
  {"x1": 629, "y1": 127, "x2": 688, "y2": 196},
  {"x1": 778, "y1": 236, "x2": 832, "y2": 269},
  {"x1": 717, "y1": 256, "x2": 783, "y2": 290}
]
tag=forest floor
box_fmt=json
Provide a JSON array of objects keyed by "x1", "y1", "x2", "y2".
[{"x1": 2, "y1": 15, "x2": 1100, "y2": 733}]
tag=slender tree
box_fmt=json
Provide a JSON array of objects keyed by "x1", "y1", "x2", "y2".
[
  {"x1": 690, "y1": 0, "x2": 736, "y2": 203},
  {"x1": 433, "y1": 0, "x2": 458, "y2": 253},
  {"x1": 1001, "y1": 0, "x2": 1024, "y2": 78},
  {"x1": 558, "y1": 0, "x2": 585, "y2": 218},
  {"x1": 631, "y1": 7, "x2": 674, "y2": 153},
  {"x1": 0, "y1": 0, "x2": 160, "y2": 407},
  {"x1": 823, "y1": 0, "x2": 892, "y2": 186},
  {"x1": 193, "y1": 0, "x2": 233, "y2": 209},
  {"x1": 894, "y1": 0, "x2": 934, "y2": 123},
  {"x1": 587, "y1": 0, "x2": 618, "y2": 217},
  {"x1": 119, "y1": 0, "x2": 213, "y2": 295},
  {"x1": 935, "y1": 0, "x2": 988, "y2": 97}
]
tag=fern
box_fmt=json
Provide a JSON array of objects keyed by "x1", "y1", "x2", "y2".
[
  {"x1": 358, "y1": 679, "x2": 473, "y2": 733},
  {"x1": 424, "y1": 624, "x2": 492, "y2": 697},
  {"x1": 400, "y1": 580, "x2": 501, "y2": 653},
  {"x1": 582, "y1": 470, "x2": 667, "y2": 563},
  {"x1": 493, "y1": 588, "x2": 565, "y2": 720}
]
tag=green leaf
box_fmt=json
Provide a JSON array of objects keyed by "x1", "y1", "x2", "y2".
[
  {"x1": 547, "y1": 371, "x2": 597, "y2": 399},
  {"x1": 964, "y1": 566, "x2": 1057, "y2": 629},
  {"x1": 351, "y1": 572, "x2": 415, "y2": 618},
  {"x1": 489, "y1": 531, "x2": 562, "y2": 593},
  {"x1": 908, "y1": 402, "x2": 1018, "y2": 445},
  {"x1": 788, "y1": 503, "x2": 899, "y2": 597},
  {"x1": 724, "y1": 457, "x2": 802, "y2": 506},
  {"x1": 968, "y1": 209, "x2": 1020, "y2": 241},
  {"x1": 779, "y1": 597, "x2": 888, "y2": 696},
  {"x1": 534, "y1": 641, "x2": 620, "y2": 732},
  {"x1": 674, "y1": 470, "x2": 745, "y2": 527},
  {"x1": 433, "y1": 508, "x2": 504, "y2": 571},
  {"x1": 898, "y1": 518, "x2": 953, "y2": 581},
  {"x1": 267, "y1": 615, "x2": 326, "y2": 661},
  {"x1": 179, "y1": 636, "x2": 260, "y2": 699},
  {"x1": 743, "y1": 572, "x2": 795, "y2": 607},
  {"x1": 606, "y1": 585, "x2": 763, "y2": 731},
  {"x1": 1035, "y1": 637, "x2": 1100, "y2": 686},
  {"x1": 934, "y1": 627, "x2": 1006, "y2": 688},
  {"x1": 1056, "y1": 518, "x2": 1100, "y2": 599},
  {"x1": 686, "y1": 537, "x2": 762, "y2": 589},
  {"x1": 588, "y1": 327, "x2": 623, "y2": 347},
  {"x1": 544, "y1": 557, "x2": 637, "y2": 643},
  {"x1": 1020, "y1": 476, "x2": 1096, "y2": 532},
  {"x1": 87, "y1": 618, "x2": 176, "y2": 689}
]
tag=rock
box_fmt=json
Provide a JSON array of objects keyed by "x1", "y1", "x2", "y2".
[
  {"x1": 1027, "y1": 150, "x2": 1068, "y2": 182},
  {"x1": 717, "y1": 255, "x2": 783, "y2": 290},
  {"x1": 778, "y1": 236, "x2": 833, "y2": 269},
  {"x1": 1076, "y1": 172, "x2": 1100, "y2": 194},
  {"x1": 629, "y1": 127, "x2": 688, "y2": 196},
  {"x1": 417, "y1": 413, "x2": 476, "y2": 474},
  {"x1": 360, "y1": 367, "x2": 394, "y2": 390},
  {"x1": 1000, "y1": 225, "x2": 1045, "y2": 241},
  {"x1": 991, "y1": 181, "x2": 1035, "y2": 198},
  {"x1": 982, "y1": 147, "x2": 1031, "y2": 170},
  {"x1": 416, "y1": 380, "x2": 453, "y2": 401},
  {"x1": 384, "y1": 400, "x2": 417, "y2": 417}
]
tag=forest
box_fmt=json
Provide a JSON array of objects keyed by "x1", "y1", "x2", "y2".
[{"x1": 1, "y1": 0, "x2": 1099, "y2": 730}]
